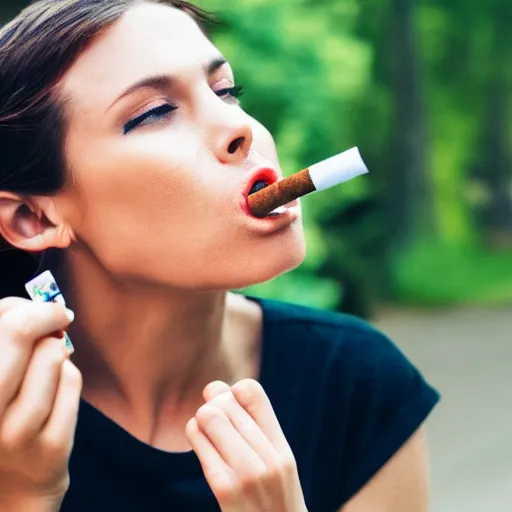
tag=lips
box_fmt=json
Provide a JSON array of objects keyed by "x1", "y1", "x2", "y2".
[
  {"x1": 241, "y1": 167, "x2": 280, "y2": 217},
  {"x1": 237, "y1": 165, "x2": 302, "y2": 231}
]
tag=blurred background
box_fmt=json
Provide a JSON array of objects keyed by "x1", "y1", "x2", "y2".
[{"x1": 2, "y1": 0, "x2": 512, "y2": 510}]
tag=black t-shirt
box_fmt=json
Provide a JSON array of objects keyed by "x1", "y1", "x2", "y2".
[{"x1": 61, "y1": 296, "x2": 439, "y2": 512}]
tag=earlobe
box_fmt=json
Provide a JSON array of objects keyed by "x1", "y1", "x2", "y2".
[{"x1": 0, "y1": 193, "x2": 73, "y2": 252}]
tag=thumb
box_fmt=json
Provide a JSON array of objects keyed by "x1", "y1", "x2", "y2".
[{"x1": 202, "y1": 380, "x2": 231, "y2": 402}]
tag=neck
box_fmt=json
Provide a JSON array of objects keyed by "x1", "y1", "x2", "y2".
[{"x1": 63, "y1": 248, "x2": 258, "y2": 423}]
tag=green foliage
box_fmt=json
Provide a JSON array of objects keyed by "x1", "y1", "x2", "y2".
[{"x1": 393, "y1": 240, "x2": 512, "y2": 306}]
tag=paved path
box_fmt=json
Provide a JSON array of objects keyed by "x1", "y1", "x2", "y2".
[{"x1": 374, "y1": 307, "x2": 512, "y2": 512}]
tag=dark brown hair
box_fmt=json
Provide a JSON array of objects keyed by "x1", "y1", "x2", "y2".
[{"x1": 0, "y1": 0, "x2": 211, "y2": 297}]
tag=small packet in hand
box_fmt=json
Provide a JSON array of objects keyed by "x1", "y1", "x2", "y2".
[{"x1": 25, "y1": 270, "x2": 75, "y2": 354}]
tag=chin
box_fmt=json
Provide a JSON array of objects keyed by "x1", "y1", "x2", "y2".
[{"x1": 230, "y1": 230, "x2": 307, "y2": 290}]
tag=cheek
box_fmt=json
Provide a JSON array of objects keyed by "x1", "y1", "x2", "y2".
[
  {"x1": 65, "y1": 138, "x2": 212, "y2": 252},
  {"x1": 68, "y1": 130, "x2": 200, "y2": 208}
]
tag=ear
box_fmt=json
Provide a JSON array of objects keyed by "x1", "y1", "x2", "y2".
[{"x1": 0, "y1": 192, "x2": 74, "y2": 252}]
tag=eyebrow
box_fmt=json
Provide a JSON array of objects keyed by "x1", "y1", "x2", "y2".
[{"x1": 107, "y1": 55, "x2": 228, "y2": 111}]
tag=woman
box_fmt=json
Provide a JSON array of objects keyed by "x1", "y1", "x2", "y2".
[{"x1": 0, "y1": 1, "x2": 439, "y2": 511}]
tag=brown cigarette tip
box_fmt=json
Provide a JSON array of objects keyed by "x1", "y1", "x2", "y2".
[{"x1": 248, "y1": 168, "x2": 316, "y2": 218}]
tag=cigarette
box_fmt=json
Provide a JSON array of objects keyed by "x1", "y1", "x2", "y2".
[
  {"x1": 25, "y1": 270, "x2": 75, "y2": 355},
  {"x1": 248, "y1": 147, "x2": 369, "y2": 218}
]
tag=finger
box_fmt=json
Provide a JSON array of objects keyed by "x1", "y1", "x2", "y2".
[
  {"x1": 0, "y1": 302, "x2": 74, "y2": 415},
  {"x1": 1, "y1": 336, "x2": 67, "y2": 446},
  {"x1": 40, "y1": 359, "x2": 82, "y2": 454},
  {"x1": 186, "y1": 417, "x2": 234, "y2": 493},
  {"x1": 0, "y1": 297, "x2": 67, "y2": 344},
  {"x1": 231, "y1": 379, "x2": 292, "y2": 455},
  {"x1": 0, "y1": 298, "x2": 69, "y2": 344},
  {"x1": 0, "y1": 301, "x2": 74, "y2": 346},
  {"x1": 195, "y1": 403, "x2": 266, "y2": 475},
  {"x1": 208, "y1": 391, "x2": 280, "y2": 467},
  {"x1": 203, "y1": 380, "x2": 231, "y2": 401},
  {"x1": 0, "y1": 297, "x2": 32, "y2": 317}
]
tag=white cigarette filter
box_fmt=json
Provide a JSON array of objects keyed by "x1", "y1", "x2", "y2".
[{"x1": 307, "y1": 147, "x2": 369, "y2": 191}]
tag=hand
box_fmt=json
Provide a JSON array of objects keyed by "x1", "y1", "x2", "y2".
[
  {"x1": 186, "y1": 379, "x2": 307, "y2": 512},
  {"x1": 0, "y1": 297, "x2": 82, "y2": 511}
]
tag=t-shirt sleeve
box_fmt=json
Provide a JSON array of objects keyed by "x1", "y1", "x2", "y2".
[{"x1": 333, "y1": 322, "x2": 440, "y2": 505}]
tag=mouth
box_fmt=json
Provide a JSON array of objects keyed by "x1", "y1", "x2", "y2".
[
  {"x1": 247, "y1": 181, "x2": 282, "y2": 217},
  {"x1": 243, "y1": 168, "x2": 294, "y2": 218}
]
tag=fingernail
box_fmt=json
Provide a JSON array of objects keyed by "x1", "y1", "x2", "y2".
[{"x1": 65, "y1": 308, "x2": 75, "y2": 322}]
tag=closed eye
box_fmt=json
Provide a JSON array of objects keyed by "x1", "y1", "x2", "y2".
[
  {"x1": 216, "y1": 85, "x2": 244, "y2": 101},
  {"x1": 123, "y1": 104, "x2": 177, "y2": 134}
]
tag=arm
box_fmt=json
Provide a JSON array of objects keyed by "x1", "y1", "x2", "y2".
[{"x1": 340, "y1": 428, "x2": 430, "y2": 512}]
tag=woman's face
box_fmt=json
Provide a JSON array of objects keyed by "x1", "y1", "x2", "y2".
[{"x1": 56, "y1": 2, "x2": 306, "y2": 290}]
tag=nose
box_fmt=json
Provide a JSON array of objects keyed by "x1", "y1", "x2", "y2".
[{"x1": 207, "y1": 101, "x2": 253, "y2": 165}]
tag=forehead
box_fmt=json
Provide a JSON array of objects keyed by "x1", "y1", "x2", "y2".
[{"x1": 59, "y1": 3, "x2": 217, "y2": 110}]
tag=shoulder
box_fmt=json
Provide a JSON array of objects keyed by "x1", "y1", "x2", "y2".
[
  {"x1": 256, "y1": 292, "x2": 439, "y2": 410},
  {"x1": 259, "y1": 296, "x2": 438, "y2": 402},
  {"x1": 252, "y1": 296, "x2": 440, "y2": 509},
  {"x1": 255, "y1": 295, "x2": 410, "y2": 371}
]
